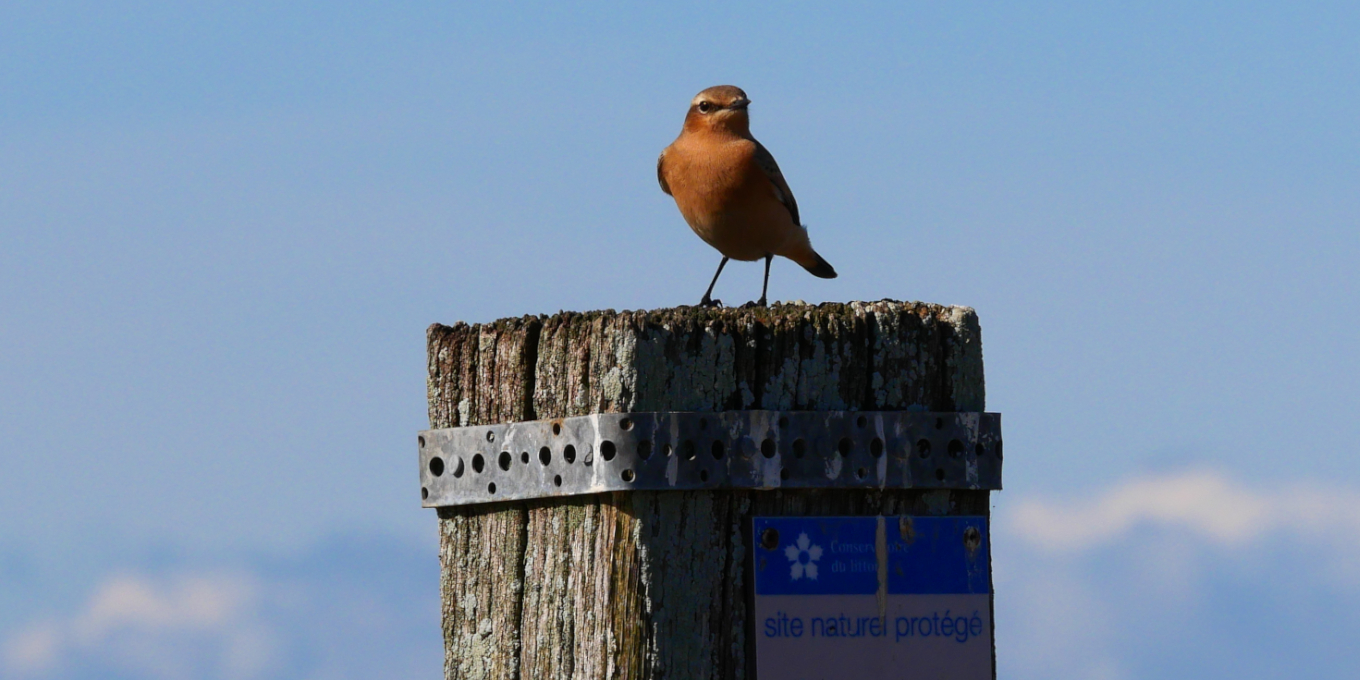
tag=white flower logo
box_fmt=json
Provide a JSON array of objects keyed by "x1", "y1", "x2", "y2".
[{"x1": 783, "y1": 532, "x2": 823, "y2": 581}]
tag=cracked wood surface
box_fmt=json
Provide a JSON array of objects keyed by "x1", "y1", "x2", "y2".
[{"x1": 427, "y1": 301, "x2": 988, "y2": 680}]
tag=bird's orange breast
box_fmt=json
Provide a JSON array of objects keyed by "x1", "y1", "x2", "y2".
[{"x1": 661, "y1": 133, "x2": 800, "y2": 262}]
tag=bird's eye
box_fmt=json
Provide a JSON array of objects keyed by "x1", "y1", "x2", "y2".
[{"x1": 697, "y1": 101, "x2": 712, "y2": 113}]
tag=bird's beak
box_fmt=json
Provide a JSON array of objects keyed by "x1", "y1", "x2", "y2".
[{"x1": 729, "y1": 98, "x2": 751, "y2": 111}]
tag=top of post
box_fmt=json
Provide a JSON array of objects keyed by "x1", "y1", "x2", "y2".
[{"x1": 426, "y1": 300, "x2": 984, "y2": 429}]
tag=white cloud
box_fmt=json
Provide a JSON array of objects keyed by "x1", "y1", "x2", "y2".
[
  {"x1": 0, "y1": 535, "x2": 441, "y2": 680},
  {"x1": 2, "y1": 572, "x2": 274, "y2": 680},
  {"x1": 1007, "y1": 468, "x2": 1360, "y2": 551},
  {"x1": 995, "y1": 469, "x2": 1360, "y2": 679},
  {"x1": 3, "y1": 623, "x2": 62, "y2": 675}
]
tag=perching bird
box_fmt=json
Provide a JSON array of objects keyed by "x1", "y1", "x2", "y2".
[{"x1": 657, "y1": 85, "x2": 837, "y2": 307}]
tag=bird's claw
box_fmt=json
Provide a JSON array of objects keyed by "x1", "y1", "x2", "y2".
[{"x1": 699, "y1": 296, "x2": 724, "y2": 308}]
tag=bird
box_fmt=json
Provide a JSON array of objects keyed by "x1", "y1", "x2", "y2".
[{"x1": 657, "y1": 85, "x2": 836, "y2": 307}]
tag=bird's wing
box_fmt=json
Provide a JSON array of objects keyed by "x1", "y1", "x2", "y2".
[
  {"x1": 656, "y1": 150, "x2": 672, "y2": 196},
  {"x1": 753, "y1": 141, "x2": 800, "y2": 226}
]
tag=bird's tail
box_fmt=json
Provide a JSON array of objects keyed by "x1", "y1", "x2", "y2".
[
  {"x1": 803, "y1": 252, "x2": 838, "y2": 279},
  {"x1": 782, "y1": 240, "x2": 838, "y2": 279}
]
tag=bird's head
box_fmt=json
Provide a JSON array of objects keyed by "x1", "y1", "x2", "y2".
[{"x1": 684, "y1": 85, "x2": 752, "y2": 136}]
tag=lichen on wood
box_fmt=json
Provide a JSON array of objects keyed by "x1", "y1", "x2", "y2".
[{"x1": 427, "y1": 301, "x2": 988, "y2": 679}]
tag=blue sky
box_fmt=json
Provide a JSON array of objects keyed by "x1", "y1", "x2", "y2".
[{"x1": 1, "y1": 2, "x2": 1357, "y2": 678}]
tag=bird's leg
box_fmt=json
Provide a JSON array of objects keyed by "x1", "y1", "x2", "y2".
[
  {"x1": 699, "y1": 257, "x2": 729, "y2": 307},
  {"x1": 757, "y1": 253, "x2": 773, "y2": 307}
]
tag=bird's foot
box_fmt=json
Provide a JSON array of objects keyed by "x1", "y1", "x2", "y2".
[
  {"x1": 740, "y1": 296, "x2": 769, "y2": 309},
  {"x1": 698, "y1": 295, "x2": 723, "y2": 308}
]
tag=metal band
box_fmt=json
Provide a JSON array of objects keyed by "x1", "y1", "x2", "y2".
[{"x1": 417, "y1": 411, "x2": 1002, "y2": 507}]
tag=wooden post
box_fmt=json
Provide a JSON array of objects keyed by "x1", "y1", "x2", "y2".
[{"x1": 426, "y1": 301, "x2": 987, "y2": 679}]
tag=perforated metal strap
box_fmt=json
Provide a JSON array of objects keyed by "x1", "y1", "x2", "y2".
[{"x1": 417, "y1": 410, "x2": 1003, "y2": 507}]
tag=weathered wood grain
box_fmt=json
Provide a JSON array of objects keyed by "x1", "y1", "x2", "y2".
[
  {"x1": 428, "y1": 301, "x2": 988, "y2": 679},
  {"x1": 430, "y1": 317, "x2": 540, "y2": 679}
]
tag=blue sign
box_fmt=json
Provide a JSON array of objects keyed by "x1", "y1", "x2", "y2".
[{"x1": 753, "y1": 516, "x2": 993, "y2": 679}]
